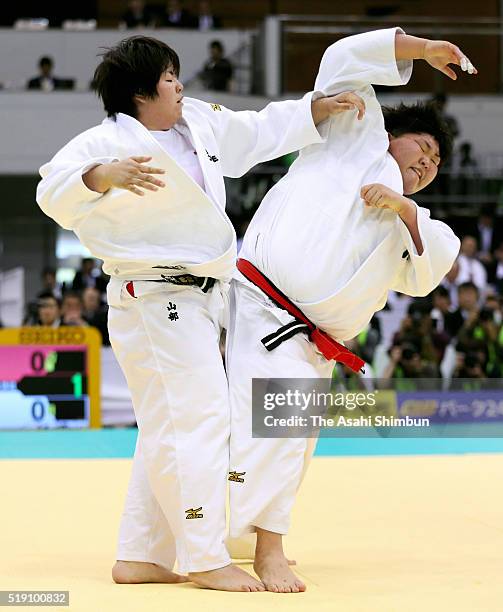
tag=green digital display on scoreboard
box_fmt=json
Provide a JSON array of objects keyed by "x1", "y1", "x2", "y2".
[{"x1": 0, "y1": 327, "x2": 101, "y2": 429}]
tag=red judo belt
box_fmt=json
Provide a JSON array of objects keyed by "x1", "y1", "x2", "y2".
[{"x1": 236, "y1": 258, "x2": 365, "y2": 373}]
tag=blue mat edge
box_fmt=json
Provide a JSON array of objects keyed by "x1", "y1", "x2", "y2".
[{"x1": 1, "y1": 429, "x2": 503, "y2": 459}]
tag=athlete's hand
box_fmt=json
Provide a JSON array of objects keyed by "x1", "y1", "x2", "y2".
[
  {"x1": 83, "y1": 156, "x2": 166, "y2": 196},
  {"x1": 311, "y1": 91, "x2": 366, "y2": 125},
  {"x1": 423, "y1": 40, "x2": 477, "y2": 80},
  {"x1": 361, "y1": 183, "x2": 411, "y2": 215}
]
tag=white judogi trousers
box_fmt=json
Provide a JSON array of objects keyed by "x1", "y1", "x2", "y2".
[
  {"x1": 226, "y1": 278, "x2": 334, "y2": 538},
  {"x1": 107, "y1": 278, "x2": 231, "y2": 573}
]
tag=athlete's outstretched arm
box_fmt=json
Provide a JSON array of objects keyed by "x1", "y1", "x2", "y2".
[{"x1": 394, "y1": 31, "x2": 477, "y2": 80}]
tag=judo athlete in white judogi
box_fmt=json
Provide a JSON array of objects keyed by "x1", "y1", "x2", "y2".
[
  {"x1": 226, "y1": 28, "x2": 477, "y2": 592},
  {"x1": 36, "y1": 35, "x2": 366, "y2": 592}
]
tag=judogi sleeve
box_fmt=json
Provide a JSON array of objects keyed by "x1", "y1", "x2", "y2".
[
  {"x1": 36, "y1": 129, "x2": 118, "y2": 230},
  {"x1": 391, "y1": 204, "x2": 461, "y2": 297},
  {"x1": 314, "y1": 27, "x2": 413, "y2": 94},
  {"x1": 206, "y1": 92, "x2": 326, "y2": 178}
]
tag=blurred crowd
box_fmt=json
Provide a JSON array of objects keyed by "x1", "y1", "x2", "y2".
[{"x1": 22, "y1": 258, "x2": 110, "y2": 346}]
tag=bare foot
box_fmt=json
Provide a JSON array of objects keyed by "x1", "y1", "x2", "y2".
[
  {"x1": 254, "y1": 553, "x2": 305, "y2": 593},
  {"x1": 189, "y1": 564, "x2": 265, "y2": 592},
  {"x1": 225, "y1": 534, "x2": 296, "y2": 565},
  {"x1": 254, "y1": 529, "x2": 305, "y2": 593},
  {"x1": 112, "y1": 560, "x2": 188, "y2": 584}
]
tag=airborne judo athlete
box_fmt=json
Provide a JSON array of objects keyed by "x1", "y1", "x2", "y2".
[{"x1": 226, "y1": 27, "x2": 477, "y2": 592}]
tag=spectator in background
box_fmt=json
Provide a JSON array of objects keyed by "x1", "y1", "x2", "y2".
[
  {"x1": 431, "y1": 93, "x2": 459, "y2": 200},
  {"x1": 485, "y1": 293, "x2": 502, "y2": 323},
  {"x1": 82, "y1": 287, "x2": 101, "y2": 320},
  {"x1": 455, "y1": 141, "x2": 479, "y2": 199},
  {"x1": 456, "y1": 304, "x2": 502, "y2": 377},
  {"x1": 61, "y1": 292, "x2": 88, "y2": 327},
  {"x1": 82, "y1": 287, "x2": 110, "y2": 344},
  {"x1": 24, "y1": 269, "x2": 62, "y2": 324},
  {"x1": 453, "y1": 351, "x2": 487, "y2": 380},
  {"x1": 200, "y1": 40, "x2": 233, "y2": 91},
  {"x1": 457, "y1": 141, "x2": 477, "y2": 172},
  {"x1": 37, "y1": 266, "x2": 63, "y2": 299},
  {"x1": 72, "y1": 258, "x2": 108, "y2": 293},
  {"x1": 473, "y1": 208, "x2": 500, "y2": 282},
  {"x1": 382, "y1": 342, "x2": 439, "y2": 381},
  {"x1": 160, "y1": 0, "x2": 195, "y2": 27},
  {"x1": 120, "y1": 0, "x2": 157, "y2": 28},
  {"x1": 394, "y1": 301, "x2": 449, "y2": 368},
  {"x1": 27, "y1": 56, "x2": 75, "y2": 91},
  {"x1": 430, "y1": 285, "x2": 452, "y2": 334},
  {"x1": 36, "y1": 293, "x2": 62, "y2": 327},
  {"x1": 444, "y1": 281, "x2": 480, "y2": 338},
  {"x1": 431, "y1": 93, "x2": 460, "y2": 140},
  {"x1": 195, "y1": 0, "x2": 221, "y2": 31},
  {"x1": 493, "y1": 242, "x2": 503, "y2": 294},
  {"x1": 441, "y1": 259, "x2": 461, "y2": 307},
  {"x1": 456, "y1": 235, "x2": 488, "y2": 295}
]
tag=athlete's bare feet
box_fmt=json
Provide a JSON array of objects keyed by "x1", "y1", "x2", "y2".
[
  {"x1": 254, "y1": 528, "x2": 306, "y2": 593},
  {"x1": 112, "y1": 560, "x2": 189, "y2": 584},
  {"x1": 226, "y1": 534, "x2": 296, "y2": 565},
  {"x1": 189, "y1": 564, "x2": 265, "y2": 592}
]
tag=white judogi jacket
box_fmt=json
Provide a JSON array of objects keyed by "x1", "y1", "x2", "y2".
[
  {"x1": 37, "y1": 93, "x2": 324, "y2": 281},
  {"x1": 240, "y1": 27, "x2": 460, "y2": 341}
]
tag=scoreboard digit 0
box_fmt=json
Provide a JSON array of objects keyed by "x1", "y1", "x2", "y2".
[{"x1": 0, "y1": 327, "x2": 101, "y2": 429}]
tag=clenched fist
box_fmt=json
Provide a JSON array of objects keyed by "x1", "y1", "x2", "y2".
[
  {"x1": 83, "y1": 156, "x2": 166, "y2": 196},
  {"x1": 360, "y1": 183, "x2": 412, "y2": 216}
]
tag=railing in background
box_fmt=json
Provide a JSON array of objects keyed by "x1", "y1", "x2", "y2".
[{"x1": 259, "y1": 15, "x2": 503, "y2": 96}]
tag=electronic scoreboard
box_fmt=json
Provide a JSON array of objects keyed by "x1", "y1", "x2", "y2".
[{"x1": 0, "y1": 327, "x2": 101, "y2": 429}]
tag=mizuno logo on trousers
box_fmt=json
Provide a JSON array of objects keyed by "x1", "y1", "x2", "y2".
[{"x1": 185, "y1": 507, "x2": 204, "y2": 519}]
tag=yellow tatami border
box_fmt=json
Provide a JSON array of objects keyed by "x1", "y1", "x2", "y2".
[{"x1": 1, "y1": 455, "x2": 502, "y2": 611}]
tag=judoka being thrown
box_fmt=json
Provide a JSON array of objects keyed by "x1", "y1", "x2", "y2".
[{"x1": 226, "y1": 28, "x2": 477, "y2": 592}]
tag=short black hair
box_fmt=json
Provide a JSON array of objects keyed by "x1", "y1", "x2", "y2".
[
  {"x1": 92, "y1": 36, "x2": 180, "y2": 119},
  {"x1": 210, "y1": 40, "x2": 224, "y2": 52},
  {"x1": 39, "y1": 56, "x2": 53, "y2": 68},
  {"x1": 433, "y1": 285, "x2": 450, "y2": 299},
  {"x1": 382, "y1": 101, "x2": 454, "y2": 164},
  {"x1": 62, "y1": 291, "x2": 84, "y2": 304},
  {"x1": 458, "y1": 281, "x2": 479, "y2": 295},
  {"x1": 38, "y1": 292, "x2": 61, "y2": 307}
]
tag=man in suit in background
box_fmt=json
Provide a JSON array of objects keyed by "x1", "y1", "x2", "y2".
[{"x1": 27, "y1": 56, "x2": 74, "y2": 91}]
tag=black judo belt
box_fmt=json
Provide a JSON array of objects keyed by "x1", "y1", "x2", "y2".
[
  {"x1": 157, "y1": 274, "x2": 216, "y2": 293},
  {"x1": 125, "y1": 274, "x2": 216, "y2": 298}
]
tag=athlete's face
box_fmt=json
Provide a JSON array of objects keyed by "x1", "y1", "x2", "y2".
[
  {"x1": 388, "y1": 132, "x2": 441, "y2": 195},
  {"x1": 135, "y1": 67, "x2": 184, "y2": 130}
]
